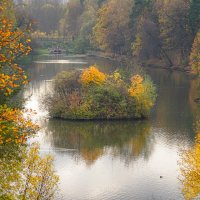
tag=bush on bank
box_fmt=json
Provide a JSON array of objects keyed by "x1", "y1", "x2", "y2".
[{"x1": 45, "y1": 66, "x2": 157, "y2": 120}]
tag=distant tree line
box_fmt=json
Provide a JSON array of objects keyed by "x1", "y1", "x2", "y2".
[{"x1": 16, "y1": 0, "x2": 200, "y2": 69}]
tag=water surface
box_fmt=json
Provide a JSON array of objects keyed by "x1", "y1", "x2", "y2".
[{"x1": 24, "y1": 55, "x2": 196, "y2": 200}]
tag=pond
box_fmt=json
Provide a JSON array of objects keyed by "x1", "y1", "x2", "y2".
[{"x1": 24, "y1": 55, "x2": 196, "y2": 200}]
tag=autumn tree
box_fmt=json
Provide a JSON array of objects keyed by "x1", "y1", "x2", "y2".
[
  {"x1": 93, "y1": 0, "x2": 133, "y2": 55},
  {"x1": 0, "y1": 144, "x2": 59, "y2": 200},
  {"x1": 0, "y1": 3, "x2": 59, "y2": 200},
  {"x1": 130, "y1": 0, "x2": 163, "y2": 62},
  {"x1": 15, "y1": 0, "x2": 199, "y2": 68},
  {"x1": 0, "y1": 0, "x2": 31, "y2": 99},
  {"x1": 80, "y1": 66, "x2": 106, "y2": 86},
  {"x1": 59, "y1": 0, "x2": 83, "y2": 40},
  {"x1": 128, "y1": 74, "x2": 156, "y2": 117},
  {"x1": 128, "y1": 0, "x2": 195, "y2": 66},
  {"x1": 156, "y1": 0, "x2": 192, "y2": 65},
  {"x1": 0, "y1": 105, "x2": 39, "y2": 145},
  {"x1": 179, "y1": 124, "x2": 200, "y2": 200},
  {"x1": 0, "y1": 0, "x2": 37, "y2": 144}
]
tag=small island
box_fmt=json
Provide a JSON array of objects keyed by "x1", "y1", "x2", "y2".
[{"x1": 45, "y1": 66, "x2": 156, "y2": 120}]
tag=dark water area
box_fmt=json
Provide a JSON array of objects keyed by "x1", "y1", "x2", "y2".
[{"x1": 24, "y1": 55, "x2": 196, "y2": 200}]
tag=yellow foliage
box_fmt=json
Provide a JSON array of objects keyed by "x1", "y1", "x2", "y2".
[
  {"x1": 80, "y1": 66, "x2": 106, "y2": 86},
  {"x1": 179, "y1": 132, "x2": 200, "y2": 200},
  {"x1": 0, "y1": 1, "x2": 37, "y2": 145},
  {"x1": 0, "y1": 105, "x2": 39, "y2": 145},
  {"x1": 112, "y1": 70, "x2": 122, "y2": 82},
  {"x1": 0, "y1": 0, "x2": 31, "y2": 96},
  {"x1": 129, "y1": 75, "x2": 145, "y2": 97},
  {"x1": 131, "y1": 74, "x2": 144, "y2": 85},
  {"x1": 0, "y1": 143, "x2": 59, "y2": 200},
  {"x1": 128, "y1": 74, "x2": 156, "y2": 117}
]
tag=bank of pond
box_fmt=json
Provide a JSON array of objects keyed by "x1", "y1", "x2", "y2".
[{"x1": 45, "y1": 66, "x2": 157, "y2": 120}]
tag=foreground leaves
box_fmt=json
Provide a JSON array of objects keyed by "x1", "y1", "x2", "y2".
[
  {"x1": 179, "y1": 121, "x2": 200, "y2": 199},
  {"x1": 0, "y1": 144, "x2": 59, "y2": 200},
  {"x1": 0, "y1": 0, "x2": 31, "y2": 97},
  {"x1": 0, "y1": 105, "x2": 39, "y2": 145}
]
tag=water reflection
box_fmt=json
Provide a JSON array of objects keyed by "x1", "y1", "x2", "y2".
[
  {"x1": 189, "y1": 78, "x2": 200, "y2": 121},
  {"x1": 28, "y1": 55, "x2": 117, "y2": 82},
  {"x1": 23, "y1": 56, "x2": 198, "y2": 199},
  {"x1": 41, "y1": 120, "x2": 153, "y2": 166},
  {"x1": 146, "y1": 68, "x2": 195, "y2": 141}
]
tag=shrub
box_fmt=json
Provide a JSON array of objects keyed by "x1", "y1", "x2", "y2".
[
  {"x1": 45, "y1": 66, "x2": 156, "y2": 120},
  {"x1": 128, "y1": 75, "x2": 156, "y2": 118},
  {"x1": 80, "y1": 66, "x2": 106, "y2": 86},
  {"x1": 85, "y1": 85, "x2": 128, "y2": 119},
  {"x1": 54, "y1": 71, "x2": 81, "y2": 97}
]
